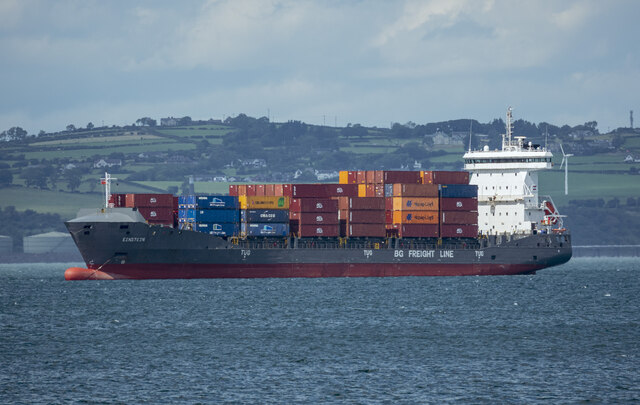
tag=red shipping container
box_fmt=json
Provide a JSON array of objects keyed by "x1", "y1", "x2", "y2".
[
  {"x1": 265, "y1": 184, "x2": 276, "y2": 196},
  {"x1": 383, "y1": 171, "x2": 421, "y2": 184},
  {"x1": 385, "y1": 210, "x2": 392, "y2": 224},
  {"x1": 365, "y1": 170, "x2": 376, "y2": 184},
  {"x1": 298, "y1": 212, "x2": 339, "y2": 225},
  {"x1": 291, "y1": 184, "x2": 326, "y2": 197},
  {"x1": 394, "y1": 224, "x2": 440, "y2": 238},
  {"x1": 348, "y1": 223, "x2": 386, "y2": 237},
  {"x1": 282, "y1": 184, "x2": 292, "y2": 197},
  {"x1": 441, "y1": 211, "x2": 478, "y2": 224},
  {"x1": 440, "y1": 224, "x2": 478, "y2": 238},
  {"x1": 365, "y1": 184, "x2": 375, "y2": 197},
  {"x1": 109, "y1": 193, "x2": 126, "y2": 207},
  {"x1": 291, "y1": 184, "x2": 358, "y2": 198},
  {"x1": 290, "y1": 198, "x2": 338, "y2": 213},
  {"x1": 374, "y1": 184, "x2": 385, "y2": 197},
  {"x1": 349, "y1": 171, "x2": 358, "y2": 184},
  {"x1": 439, "y1": 198, "x2": 478, "y2": 211},
  {"x1": 299, "y1": 224, "x2": 340, "y2": 237},
  {"x1": 348, "y1": 210, "x2": 386, "y2": 224},
  {"x1": 127, "y1": 193, "x2": 174, "y2": 208},
  {"x1": 136, "y1": 206, "x2": 174, "y2": 221},
  {"x1": 385, "y1": 197, "x2": 393, "y2": 211},
  {"x1": 422, "y1": 171, "x2": 469, "y2": 185},
  {"x1": 246, "y1": 184, "x2": 257, "y2": 196},
  {"x1": 172, "y1": 196, "x2": 179, "y2": 210},
  {"x1": 326, "y1": 184, "x2": 358, "y2": 197},
  {"x1": 374, "y1": 170, "x2": 384, "y2": 184},
  {"x1": 255, "y1": 184, "x2": 266, "y2": 196},
  {"x1": 237, "y1": 185, "x2": 247, "y2": 196},
  {"x1": 338, "y1": 209, "x2": 349, "y2": 220},
  {"x1": 289, "y1": 211, "x2": 300, "y2": 220},
  {"x1": 392, "y1": 183, "x2": 439, "y2": 197},
  {"x1": 356, "y1": 171, "x2": 366, "y2": 184},
  {"x1": 229, "y1": 185, "x2": 238, "y2": 196},
  {"x1": 349, "y1": 197, "x2": 385, "y2": 210}
]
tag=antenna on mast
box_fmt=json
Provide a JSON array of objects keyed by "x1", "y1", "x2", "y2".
[
  {"x1": 545, "y1": 125, "x2": 548, "y2": 150},
  {"x1": 100, "y1": 172, "x2": 117, "y2": 209},
  {"x1": 468, "y1": 120, "x2": 473, "y2": 152}
]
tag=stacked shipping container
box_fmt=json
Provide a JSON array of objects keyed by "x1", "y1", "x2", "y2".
[
  {"x1": 340, "y1": 170, "x2": 478, "y2": 239},
  {"x1": 178, "y1": 195, "x2": 239, "y2": 236},
  {"x1": 109, "y1": 170, "x2": 477, "y2": 239},
  {"x1": 110, "y1": 193, "x2": 176, "y2": 227},
  {"x1": 237, "y1": 196, "x2": 290, "y2": 237}
]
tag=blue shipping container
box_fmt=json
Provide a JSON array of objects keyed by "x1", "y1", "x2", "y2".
[
  {"x1": 195, "y1": 209, "x2": 239, "y2": 223},
  {"x1": 196, "y1": 195, "x2": 239, "y2": 209},
  {"x1": 241, "y1": 223, "x2": 289, "y2": 237},
  {"x1": 194, "y1": 222, "x2": 239, "y2": 237},
  {"x1": 178, "y1": 195, "x2": 196, "y2": 208},
  {"x1": 384, "y1": 184, "x2": 394, "y2": 197},
  {"x1": 439, "y1": 184, "x2": 478, "y2": 199},
  {"x1": 178, "y1": 208, "x2": 195, "y2": 219},
  {"x1": 179, "y1": 208, "x2": 239, "y2": 223},
  {"x1": 241, "y1": 209, "x2": 290, "y2": 223}
]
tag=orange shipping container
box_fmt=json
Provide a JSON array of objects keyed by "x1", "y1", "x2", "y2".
[
  {"x1": 339, "y1": 171, "x2": 349, "y2": 184},
  {"x1": 392, "y1": 197, "x2": 439, "y2": 211},
  {"x1": 392, "y1": 210, "x2": 439, "y2": 224},
  {"x1": 358, "y1": 184, "x2": 367, "y2": 197},
  {"x1": 336, "y1": 196, "x2": 349, "y2": 210},
  {"x1": 356, "y1": 171, "x2": 366, "y2": 184},
  {"x1": 255, "y1": 184, "x2": 265, "y2": 196}
]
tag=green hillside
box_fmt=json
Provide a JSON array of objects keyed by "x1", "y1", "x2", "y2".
[{"x1": 1, "y1": 116, "x2": 640, "y2": 246}]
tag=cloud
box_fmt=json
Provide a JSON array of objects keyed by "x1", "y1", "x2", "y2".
[{"x1": 0, "y1": 0, "x2": 638, "y2": 134}]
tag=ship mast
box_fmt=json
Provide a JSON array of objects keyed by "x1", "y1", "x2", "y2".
[{"x1": 100, "y1": 172, "x2": 117, "y2": 209}]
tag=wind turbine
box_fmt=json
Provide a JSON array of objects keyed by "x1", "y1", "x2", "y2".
[{"x1": 559, "y1": 144, "x2": 573, "y2": 195}]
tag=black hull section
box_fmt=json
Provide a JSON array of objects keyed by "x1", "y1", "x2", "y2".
[{"x1": 65, "y1": 220, "x2": 572, "y2": 279}]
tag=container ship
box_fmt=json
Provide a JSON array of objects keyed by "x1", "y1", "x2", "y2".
[{"x1": 65, "y1": 109, "x2": 571, "y2": 280}]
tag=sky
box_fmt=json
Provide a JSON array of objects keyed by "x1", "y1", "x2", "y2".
[{"x1": 1, "y1": 0, "x2": 639, "y2": 134}]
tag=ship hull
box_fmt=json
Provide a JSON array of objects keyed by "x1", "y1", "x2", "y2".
[
  {"x1": 65, "y1": 262, "x2": 545, "y2": 280},
  {"x1": 65, "y1": 219, "x2": 571, "y2": 280}
]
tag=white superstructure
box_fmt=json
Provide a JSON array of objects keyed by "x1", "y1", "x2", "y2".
[{"x1": 463, "y1": 107, "x2": 557, "y2": 236}]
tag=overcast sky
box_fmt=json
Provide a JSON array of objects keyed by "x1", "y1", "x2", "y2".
[{"x1": 1, "y1": 0, "x2": 638, "y2": 134}]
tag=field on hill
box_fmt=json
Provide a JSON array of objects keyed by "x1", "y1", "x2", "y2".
[{"x1": 1, "y1": 120, "x2": 640, "y2": 247}]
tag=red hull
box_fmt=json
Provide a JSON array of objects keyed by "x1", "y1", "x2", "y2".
[{"x1": 65, "y1": 263, "x2": 541, "y2": 280}]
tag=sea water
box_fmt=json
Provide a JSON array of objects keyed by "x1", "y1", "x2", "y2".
[{"x1": 1, "y1": 258, "x2": 639, "y2": 403}]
